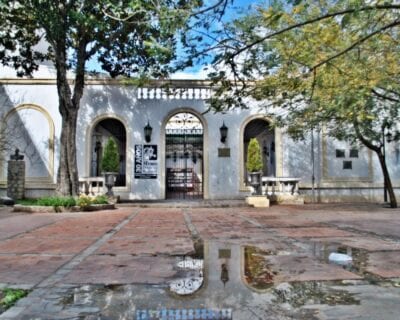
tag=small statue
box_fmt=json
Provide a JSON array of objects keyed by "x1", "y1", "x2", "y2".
[{"x1": 10, "y1": 148, "x2": 24, "y2": 160}]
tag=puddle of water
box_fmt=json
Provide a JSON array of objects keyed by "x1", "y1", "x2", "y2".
[
  {"x1": 300, "y1": 241, "x2": 372, "y2": 277},
  {"x1": 244, "y1": 246, "x2": 275, "y2": 290},
  {"x1": 273, "y1": 281, "x2": 360, "y2": 308},
  {"x1": 56, "y1": 240, "x2": 369, "y2": 319},
  {"x1": 169, "y1": 257, "x2": 204, "y2": 295}
]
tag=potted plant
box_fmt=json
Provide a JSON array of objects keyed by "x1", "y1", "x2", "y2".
[
  {"x1": 246, "y1": 138, "x2": 263, "y2": 195},
  {"x1": 101, "y1": 137, "x2": 119, "y2": 196}
]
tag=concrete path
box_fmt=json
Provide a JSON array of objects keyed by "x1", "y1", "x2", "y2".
[{"x1": 0, "y1": 203, "x2": 399, "y2": 319}]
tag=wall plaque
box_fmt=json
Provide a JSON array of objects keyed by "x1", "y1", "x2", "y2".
[{"x1": 218, "y1": 148, "x2": 231, "y2": 157}]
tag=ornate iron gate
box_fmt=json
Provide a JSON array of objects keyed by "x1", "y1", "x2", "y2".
[{"x1": 165, "y1": 113, "x2": 203, "y2": 199}]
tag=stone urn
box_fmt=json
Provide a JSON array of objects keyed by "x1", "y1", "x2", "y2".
[
  {"x1": 249, "y1": 171, "x2": 262, "y2": 195},
  {"x1": 104, "y1": 172, "x2": 117, "y2": 196}
]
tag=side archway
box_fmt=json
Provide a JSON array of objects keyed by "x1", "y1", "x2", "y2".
[
  {"x1": 86, "y1": 115, "x2": 129, "y2": 188},
  {"x1": 239, "y1": 115, "x2": 283, "y2": 190}
]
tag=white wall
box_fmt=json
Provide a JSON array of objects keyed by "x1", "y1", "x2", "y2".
[{"x1": 2, "y1": 79, "x2": 400, "y2": 201}]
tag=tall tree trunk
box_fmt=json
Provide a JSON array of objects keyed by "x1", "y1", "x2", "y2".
[
  {"x1": 56, "y1": 95, "x2": 80, "y2": 196},
  {"x1": 376, "y1": 149, "x2": 397, "y2": 208},
  {"x1": 354, "y1": 120, "x2": 397, "y2": 208},
  {"x1": 54, "y1": 46, "x2": 80, "y2": 196}
]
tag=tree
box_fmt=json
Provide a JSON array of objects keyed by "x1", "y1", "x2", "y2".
[
  {"x1": 101, "y1": 137, "x2": 119, "y2": 173},
  {"x1": 246, "y1": 138, "x2": 263, "y2": 173},
  {"x1": 0, "y1": 0, "x2": 229, "y2": 196},
  {"x1": 206, "y1": 0, "x2": 400, "y2": 208}
]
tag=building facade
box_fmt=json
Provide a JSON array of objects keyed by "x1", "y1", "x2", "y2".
[{"x1": 1, "y1": 72, "x2": 399, "y2": 202}]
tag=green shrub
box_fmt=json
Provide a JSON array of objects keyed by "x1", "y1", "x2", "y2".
[
  {"x1": 77, "y1": 195, "x2": 92, "y2": 208},
  {"x1": 92, "y1": 195, "x2": 109, "y2": 204},
  {"x1": 16, "y1": 199, "x2": 39, "y2": 206},
  {"x1": 36, "y1": 196, "x2": 76, "y2": 207},
  {"x1": 246, "y1": 138, "x2": 263, "y2": 172},
  {"x1": 77, "y1": 195, "x2": 109, "y2": 208},
  {"x1": 0, "y1": 288, "x2": 29, "y2": 309},
  {"x1": 101, "y1": 137, "x2": 119, "y2": 172}
]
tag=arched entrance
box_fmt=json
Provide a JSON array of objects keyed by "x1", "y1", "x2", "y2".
[
  {"x1": 165, "y1": 112, "x2": 204, "y2": 199},
  {"x1": 91, "y1": 118, "x2": 126, "y2": 186},
  {"x1": 244, "y1": 119, "x2": 275, "y2": 182}
]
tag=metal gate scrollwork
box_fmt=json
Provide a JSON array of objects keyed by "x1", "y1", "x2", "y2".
[{"x1": 165, "y1": 113, "x2": 203, "y2": 199}]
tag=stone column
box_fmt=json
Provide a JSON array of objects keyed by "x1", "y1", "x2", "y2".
[{"x1": 7, "y1": 149, "x2": 25, "y2": 200}]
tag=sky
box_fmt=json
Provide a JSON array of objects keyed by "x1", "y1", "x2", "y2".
[
  {"x1": 85, "y1": 0, "x2": 266, "y2": 80},
  {"x1": 172, "y1": 0, "x2": 264, "y2": 79}
]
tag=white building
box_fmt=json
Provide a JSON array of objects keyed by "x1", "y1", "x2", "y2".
[{"x1": 1, "y1": 65, "x2": 399, "y2": 202}]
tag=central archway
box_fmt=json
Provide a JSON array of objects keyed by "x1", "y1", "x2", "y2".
[{"x1": 165, "y1": 112, "x2": 204, "y2": 199}]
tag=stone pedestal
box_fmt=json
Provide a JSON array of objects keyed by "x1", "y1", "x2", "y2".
[
  {"x1": 246, "y1": 196, "x2": 270, "y2": 208},
  {"x1": 7, "y1": 160, "x2": 25, "y2": 200}
]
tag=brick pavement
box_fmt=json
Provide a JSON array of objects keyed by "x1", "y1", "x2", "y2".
[{"x1": 0, "y1": 203, "x2": 399, "y2": 319}]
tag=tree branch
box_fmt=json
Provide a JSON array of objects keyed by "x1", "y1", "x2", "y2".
[
  {"x1": 372, "y1": 88, "x2": 400, "y2": 103},
  {"x1": 353, "y1": 119, "x2": 380, "y2": 152},
  {"x1": 229, "y1": 4, "x2": 400, "y2": 59}
]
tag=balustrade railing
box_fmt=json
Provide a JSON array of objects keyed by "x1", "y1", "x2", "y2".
[
  {"x1": 79, "y1": 177, "x2": 105, "y2": 196},
  {"x1": 137, "y1": 87, "x2": 211, "y2": 100}
]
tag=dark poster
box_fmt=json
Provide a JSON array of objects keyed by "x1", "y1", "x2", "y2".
[{"x1": 134, "y1": 144, "x2": 158, "y2": 179}]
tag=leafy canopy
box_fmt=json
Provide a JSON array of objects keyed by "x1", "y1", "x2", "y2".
[
  {"x1": 0, "y1": 0, "x2": 227, "y2": 78},
  {"x1": 208, "y1": 0, "x2": 400, "y2": 147}
]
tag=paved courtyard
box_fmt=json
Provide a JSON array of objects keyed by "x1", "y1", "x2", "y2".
[{"x1": 0, "y1": 203, "x2": 399, "y2": 319}]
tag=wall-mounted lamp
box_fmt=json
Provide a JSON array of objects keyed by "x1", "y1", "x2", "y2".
[
  {"x1": 220, "y1": 263, "x2": 229, "y2": 287},
  {"x1": 263, "y1": 140, "x2": 269, "y2": 156},
  {"x1": 144, "y1": 121, "x2": 152, "y2": 143},
  {"x1": 386, "y1": 132, "x2": 393, "y2": 143},
  {"x1": 220, "y1": 121, "x2": 228, "y2": 143},
  {"x1": 95, "y1": 140, "x2": 102, "y2": 152}
]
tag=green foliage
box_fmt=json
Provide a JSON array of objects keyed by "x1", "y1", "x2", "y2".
[
  {"x1": 0, "y1": 288, "x2": 29, "y2": 309},
  {"x1": 36, "y1": 196, "x2": 76, "y2": 208},
  {"x1": 101, "y1": 138, "x2": 120, "y2": 173},
  {"x1": 246, "y1": 138, "x2": 263, "y2": 172},
  {"x1": 0, "y1": 0, "x2": 229, "y2": 78},
  {"x1": 16, "y1": 199, "x2": 39, "y2": 206},
  {"x1": 207, "y1": 0, "x2": 400, "y2": 206},
  {"x1": 77, "y1": 195, "x2": 109, "y2": 208}
]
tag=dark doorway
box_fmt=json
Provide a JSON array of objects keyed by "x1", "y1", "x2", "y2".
[
  {"x1": 92, "y1": 118, "x2": 126, "y2": 186},
  {"x1": 165, "y1": 113, "x2": 203, "y2": 199}
]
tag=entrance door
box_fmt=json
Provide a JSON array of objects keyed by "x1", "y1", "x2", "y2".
[{"x1": 165, "y1": 113, "x2": 203, "y2": 199}]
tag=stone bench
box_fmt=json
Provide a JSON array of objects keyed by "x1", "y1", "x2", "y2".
[{"x1": 261, "y1": 177, "x2": 304, "y2": 205}]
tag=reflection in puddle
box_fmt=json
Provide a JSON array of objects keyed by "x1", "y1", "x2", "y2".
[
  {"x1": 328, "y1": 252, "x2": 352, "y2": 266},
  {"x1": 273, "y1": 281, "x2": 360, "y2": 307},
  {"x1": 169, "y1": 257, "x2": 204, "y2": 295},
  {"x1": 55, "y1": 241, "x2": 369, "y2": 319},
  {"x1": 244, "y1": 246, "x2": 275, "y2": 290},
  {"x1": 306, "y1": 242, "x2": 370, "y2": 276}
]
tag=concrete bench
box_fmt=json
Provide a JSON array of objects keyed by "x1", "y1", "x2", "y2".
[{"x1": 261, "y1": 177, "x2": 304, "y2": 204}]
